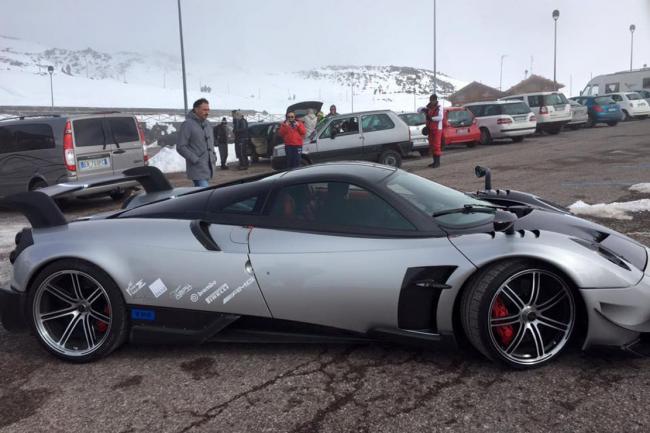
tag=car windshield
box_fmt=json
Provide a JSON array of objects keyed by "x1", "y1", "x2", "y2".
[
  {"x1": 399, "y1": 112, "x2": 426, "y2": 126},
  {"x1": 626, "y1": 93, "x2": 641, "y2": 100},
  {"x1": 447, "y1": 110, "x2": 473, "y2": 126},
  {"x1": 595, "y1": 97, "x2": 615, "y2": 105},
  {"x1": 501, "y1": 102, "x2": 530, "y2": 115},
  {"x1": 543, "y1": 94, "x2": 567, "y2": 105},
  {"x1": 385, "y1": 171, "x2": 495, "y2": 227}
]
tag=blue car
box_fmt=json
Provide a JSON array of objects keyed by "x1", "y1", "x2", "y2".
[{"x1": 570, "y1": 96, "x2": 621, "y2": 127}]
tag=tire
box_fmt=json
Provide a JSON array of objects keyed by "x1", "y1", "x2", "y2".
[
  {"x1": 29, "y1": 179, "x2": 47, "y2": 191},
  {"x1": 378, "y1": 149, "x2": 402, "y2": 167},
  {"x1": 418, "y1": 149, "x2": 431, "y2": 157},
  {"x1": 587, "y1": 116, "x2": 597, "y2": 128},
  {"x1": 479, "y1": 128, "x2": 492, "y2": 146},
  {"x1": 27, "y1": 259, "x2": 128, "y2": 362},
  {"x1": 460, "y1": 260, "x2": 575, "y2": 369},
  {"x1": 622, "y1": 110, "x2": 631, "y2": 121},
  {"x1": 109, "y1": 190, "x2": 128, "y2": 202},
  {"x1": 547, "y1": 127, "x2": 561, "y2": 135},
  {"x1": 607, "y1": 121, "x2": 618, "y2": 127},
  {"x1": 511, "y1": 136, "x2": 524, "y2": 143},
  {"x1": 467, "y1": 141, "x2": 477, "y2": 148}
]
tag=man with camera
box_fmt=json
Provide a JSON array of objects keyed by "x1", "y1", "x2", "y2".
[{"x1": 278, "y1": 111, "x2": 307, "y2": 170}]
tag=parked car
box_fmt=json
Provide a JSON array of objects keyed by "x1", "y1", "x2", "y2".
[
  {"x1": 442, "y1": 107, "x2": 480, "y2": 148},
  {"x1": 464, "y1": 100, "x2": 537, "y2": 145},
  {"x1": 604, "y1": 92, "x2": 650, "y2": 120},
  {"x1": 502, "y1": 92, "x2": 571, "y2": 134},
  {"x1": 3, "y1": 164, "x2": 650, "y2": 368},
  {"x1": 272, "y1": 110, "x2": 412, "y2": 169},
  {"x1": 0, "y1": 113, "x2": 146, "y2": 199},
  {"x1": 398, "y1": 112, "x2": 429, "y2": 156},
  {"x1": 566, "y1": 100, "x2": 589, "y2": 130},
  {"x1": 581, "y1": 67, "x2": 650, "y2": 96},
  {"x1": 570, "y1": 96, "x2": 622, "y2": 127}
]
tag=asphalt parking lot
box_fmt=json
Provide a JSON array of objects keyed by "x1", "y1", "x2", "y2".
[{"x1": 1, "y1": 120, "x2": 650, "y2": 433}]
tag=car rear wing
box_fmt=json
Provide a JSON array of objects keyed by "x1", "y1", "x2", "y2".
[{"x1": 0, "y1": 166, "x2": 173, "y2": 228}]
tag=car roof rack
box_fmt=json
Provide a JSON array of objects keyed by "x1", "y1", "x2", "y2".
[{"x1": 0, "y1": 114, "x2": 62, "y2": 121}]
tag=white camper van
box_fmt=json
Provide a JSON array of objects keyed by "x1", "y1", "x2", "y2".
[{"x1": 581, "y1": 68, "x2": 650, "y2": 96}]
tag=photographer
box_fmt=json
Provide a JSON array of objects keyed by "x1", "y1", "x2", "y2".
[{"x1": 278, "y1": 110, "x2": 307, "y2": 170}]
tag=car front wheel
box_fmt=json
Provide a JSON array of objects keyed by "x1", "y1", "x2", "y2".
[
  {"x1": 479, "y1": 128, "x2": 492, "y2": 145},
  {"x1": 27, "y1": 259, "x2": 128, "y2": 362},
  {"x1": 461, "y1": 260, "x2": 576, "y2": 369}
]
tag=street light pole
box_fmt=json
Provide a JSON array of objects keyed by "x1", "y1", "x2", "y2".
[
  {"x1": 630, "y1": 24, "x2": 636, "y2": 71},
  {"x1": 552, "y1": 9, "x2": 560, "y2": 88},
  {"x1": 499, "y1": 55, "x2": 506, "y2": 91},
  {"x1": 351, "y1": 83, "x2": 354, "y2": 112},
  {"x1": 177, "y1": 0, "x2": 188, "y2": 112},
  {"x1": 433, "y1": 0, "x2": 437, "y2": 94},
  {"x1": 47, "y1": 65, "x2": 54, "y2": 109}
]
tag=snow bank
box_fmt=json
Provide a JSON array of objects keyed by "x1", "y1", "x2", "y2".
[
  {"x1": 630, "y1": 183, "x2": 650, "y2": 194},
  {"x1": 569, "y1": 199, "x2": 650, "y2": 220}
]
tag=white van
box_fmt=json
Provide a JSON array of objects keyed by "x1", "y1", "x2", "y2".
[
  {"x1": 581, "y1": 68, "x2": 650, "y2": 96},
  {"x1": 502, "y1": 92, "x2": 571, "y2": 134}
]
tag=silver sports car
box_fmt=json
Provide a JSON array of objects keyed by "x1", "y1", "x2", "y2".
[{"x1": 1, "y1": 164, "x2": 649, "y2": 368}]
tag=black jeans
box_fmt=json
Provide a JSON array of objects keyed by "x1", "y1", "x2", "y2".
[
  {"x1": 236, "y1": 139, "x2": 248, "y2": 167},
  {"x1": 285, "y1": 145, "x2": 302, "y2": 169},
  {"x1": 217, "y1": 143, "x2": 228, "y2": 167}
]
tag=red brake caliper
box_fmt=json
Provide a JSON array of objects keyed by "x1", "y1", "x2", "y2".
[
  {"x1": 96, "y1": 305, "x2": 110, "y2": 333},
  {"x1": 492, "y1": 297, "x2": 514, "y2": 346}
]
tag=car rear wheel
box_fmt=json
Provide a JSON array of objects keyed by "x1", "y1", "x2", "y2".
[
  {"x1": 547, "y1": 127, "x2": 561, "y2": 135},
  {"x1": 461, "y1": 260, "x2": 575, "y2": 369},
  {"x1": 607, "y1": 121, "x2": 618, "y2": 127},
  {"x1": 27, "y1": 259, "x2": 128, "y2": 362},
  {"x1": 479, "y1": 128, "x2": 492, "y2": 145},
  {"x1": 378, "y1": 149, "x2": 402, "y2": 167},
  {"x1": 622, "y1": 110, "x2": 631, "y2": 121}
]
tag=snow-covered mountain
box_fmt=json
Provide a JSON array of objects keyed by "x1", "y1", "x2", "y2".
[{"x1": 0, "y1": 35, "x2": 467, "y2": 114}]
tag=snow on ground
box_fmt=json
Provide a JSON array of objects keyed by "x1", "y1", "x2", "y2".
[
  {"x1": 569, "y1": 199, "x2": 650, "y2": 220},
  {"x1": 149, "y1": 144, "x2": 240, "y2": 173},
  {"x1": 630, "y1": 183, "x2": 650, "y2": 194}
]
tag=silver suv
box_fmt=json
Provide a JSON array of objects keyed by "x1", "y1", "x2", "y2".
[
  {"x1": 464, "y1": 101, "x2": 537, "y2": 145},
  {"x1": 0, "y1": 113, "x2": 147, "y2": 199},
  {"x1": 272, "y1": 110, "x2": 412, "y2": 169}
]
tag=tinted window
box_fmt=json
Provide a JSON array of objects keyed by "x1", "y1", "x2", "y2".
[
  {"x1": 447, "y1": 110, "x2": 473, "y2": 126},
  {"x1": 483, "y1": 105, "x2": 501, "y2": 116},
  {"x1": 399, "y1": 113, "x2": 426, "y2": 126},
  {"x1": 0, "y1": 124, "x2": 55, "y2": 153},
  {"x1": 595, "y1": 97, "x2": 615, "y2": 105},
  {"x1": 605, "y1": 83, "x2": 620, "y2": 93},
  {"x1": 527, "y1": 95, "x2": 542, "y2": 107},
  {"x1": 361, "y1": 114, "x2": 395, "y2": 132},
  {"x1": 320, "y1": 117, "x2": 359, "y2": 139},
  {"x1": 609, "y1": 94, "x2": 623, "y2": 102},
  {"x1": 626, "y1": 93, "x2": 641, "y2": 100},
  {"x1": 108, "y1": 117, "x2": 139, "y2": 143},
  {"x1": 74, "y1": 118, "x2": 106, "y2": 147},
  {"x1": 465, "y1": 105, "x2": 484, "y2": 117},
  {"x1": 501, "y1": 102, "x2": 530, "y2": 115},
  {"x1": 643, "y1": 78, "x2": 650, "y2": 89},
  {"x1": 543, "y1": 94, "x2": 567, "y2": 105},
  {"x1": 270, "y1": 182, "x2": 415, "y2": 231}
]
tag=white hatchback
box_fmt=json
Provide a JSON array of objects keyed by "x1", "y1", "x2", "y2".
[
  {"x1": 464, "y1": 100, "x2": 537, "y2": 145},
  {"x1": 605, "y1": 92, "x2": 650, "y2": 120},
  {"x1": 502, "y1": 92, "x2": 571, "y2": 134}
]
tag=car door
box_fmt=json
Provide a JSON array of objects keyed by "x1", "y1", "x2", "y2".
[
  {"x1": 313, "y1": 115, "x2": 363, "y2": 162},
  {"x1": 247, "y1": 181, "x2": 466, "y2": 333},
  {"x1": 71, "y1": 117, "x2": 114, "y2": 178},
  {"x1": 105, "y1": 116, "x2": 145, "y2": 174},
  {"x1": 360, "y1": 113, "x2": 399, "y2": 160}
]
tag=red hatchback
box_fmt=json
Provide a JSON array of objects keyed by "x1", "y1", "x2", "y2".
[{"x1": 442, "y1": 107, "x2": 480, "y2": 148}]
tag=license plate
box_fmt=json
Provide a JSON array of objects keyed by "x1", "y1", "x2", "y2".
[
  {"x1": 456, "y1": 128, "x2": 468, "y2": 135},
  {"x1": 608, "y1": 107, "x2": 617, "y2": 112},
  {"x1": 79, "y1": 157, "x2": 110, "y2": 171}
]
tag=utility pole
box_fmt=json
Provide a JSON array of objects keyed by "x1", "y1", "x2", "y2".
[
  {"x1": 552, "y1": 9, "x2": 560, "y2": 87},
  {"x1": 630, "y1": 24, "x2": 636, "y2": 71},
  {"x1": 351, "y1": 83, "x2": 354, "y2": 112},
  {"x1": 177, "y1": 0, "x2": 188, "y2": 112},
  {"x1": 499, "y1": 55, "x2": 507, "y2": 91},
  {"x1": 433, "y1": 0, "x2": 437, "y2": 94}
]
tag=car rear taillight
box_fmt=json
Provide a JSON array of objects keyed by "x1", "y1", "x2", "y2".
[
  {"x1": 472, "y1": 118, "x2": 477, "y2": 125},
  {"x1": 540, "y1": 106, "x2": 549, "y2": 115},
  {"x1": 497, "y1": 118, "x2": 513, "y2": 125},
  {"x1": 63, "y1": 120, "x2": 76, "y2": 173},
  {"x1": 594, "y1": 105, "x2": 604, "y2": 113}
]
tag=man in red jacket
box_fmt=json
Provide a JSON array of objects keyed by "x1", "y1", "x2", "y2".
[
  {"x1": 278, "y1": 111, "x2": 307, "y2": 169},
  {"x1": 425, "y1": 94, "x2": 443, "y2": 168}
]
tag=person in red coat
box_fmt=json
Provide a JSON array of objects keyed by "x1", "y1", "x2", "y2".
[
  {"x1": 425, "y1": 94, "x2": 443, "y2": 168},
  {"x1": 278, "y1": 111, "x2": 307, "y2": 169}
]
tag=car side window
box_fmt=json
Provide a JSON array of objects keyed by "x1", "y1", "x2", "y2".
[
  {"x1": 610, "y1": 94, "x2": 622, "y2": 102},
  {"x1": 528, "y1": 95, "x2": 541, "y2": 107},
  {"x1": 221, "y1": 196, "x2": 260, "y2": 214},
  {"x1": 270, "y1": 182, "x2": 415, "y2": 231},
  {"x1": 466, "y1": 105, "x2": 483, "y2": 117},
  {"x1": 320, "y1": 117, "x2": 359, "y2": 139},
  {"x1": 361, "y1": 114, "x2": 395, "y2": 132},
  {"x1": 484, "y1": 105, "x2": 499, "y2": 116},
  {"x1": 0, "y1": 124, "x2": 55, "y2": 153}
]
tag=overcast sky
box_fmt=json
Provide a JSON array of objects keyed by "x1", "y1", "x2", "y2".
[{"x1": 2, "y1": 0, "x2": 649, "y2": 94}]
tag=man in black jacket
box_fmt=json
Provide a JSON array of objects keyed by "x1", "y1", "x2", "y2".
[
  {"x1": 233, "y1": 110, "x2": 249, "y2": 170},
  {"x1": 214, "y1": 117, "x2": 229, "y2": 170}
]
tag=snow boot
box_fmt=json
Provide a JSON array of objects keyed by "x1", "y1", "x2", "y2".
[{"x1": 428, "y1": 156, "x2": 441, "y2": 168}]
